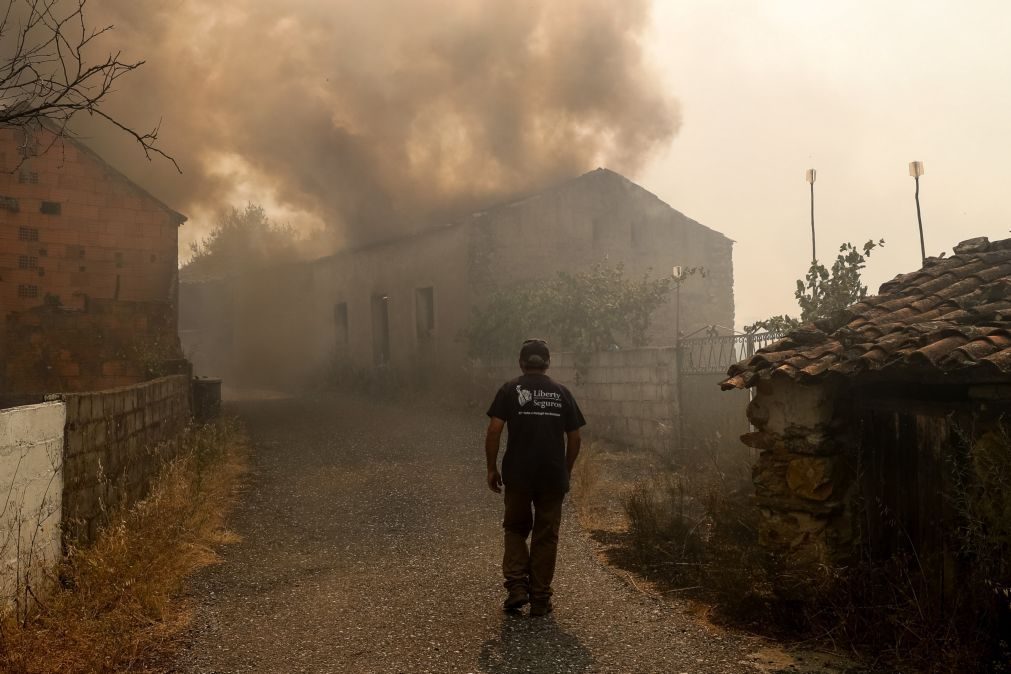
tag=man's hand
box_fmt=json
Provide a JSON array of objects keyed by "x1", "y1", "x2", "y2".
[
  {"x1": 565, "y1": 429, "x2": 582, "y2": 475},
  {"x1": 486, "y1": 417, "x2": 506, "y2": 494},
  {"x1": 487, "y1": 468, "x2": 503, "y2": 493}
]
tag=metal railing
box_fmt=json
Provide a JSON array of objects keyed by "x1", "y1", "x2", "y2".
[{"x1": 679, "y1": 330, "x2": 785, "y2": 375}]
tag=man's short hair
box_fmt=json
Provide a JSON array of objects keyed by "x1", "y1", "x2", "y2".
[{"x1": 520, "y1": 338, "x2": 550, "y2": 368}]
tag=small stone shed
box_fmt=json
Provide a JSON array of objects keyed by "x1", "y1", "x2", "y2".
[{"x1": 722, "y1": 236, "x2": 1011, "y2": 576}]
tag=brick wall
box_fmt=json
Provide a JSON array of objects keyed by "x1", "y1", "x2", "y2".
[
  {"x1": 2, "y1": 299, "x2": 187, "y2": 396},
  {"x1": 0, "y1": 126, "x2": 183, "y2": 316},
  {"x1": 482, "y1": 347, "x2": 680, "y2": 452},
  {"x1": 53, "y1": 375, "x2": 191, "y2": 544}
]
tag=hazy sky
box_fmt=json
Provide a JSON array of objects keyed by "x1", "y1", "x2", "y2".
[{"x1": 639, "y1": 0, "x2": 1011, "y2": 327}]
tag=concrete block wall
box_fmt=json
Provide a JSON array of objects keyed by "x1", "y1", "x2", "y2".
[
  {"x1": 53, "y1": 375, "x2": 191, "y2": 544},
  {"x1": 483, "y1": 347, "x2": 679, "y2": 451},
  {"x1": 0, "y1": 401, "x2": 65, "y2": 603}
]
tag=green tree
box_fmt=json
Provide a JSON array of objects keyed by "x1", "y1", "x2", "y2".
[
  {"x1": 183, "y1": 204, "x2": 301, "y2": 279},
  {"x1": 467, "y1": 262, "x2": 696, "y2": 356},
  {"x1": 745, "y1": 240, "x2": 883, "y2": 333}
]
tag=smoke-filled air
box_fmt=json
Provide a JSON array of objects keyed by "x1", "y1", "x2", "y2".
[{"x1": 78, "y1": 0, "x2": 678, "y2": 250}]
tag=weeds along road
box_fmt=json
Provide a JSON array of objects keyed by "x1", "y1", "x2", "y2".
[{"x1": 174, "y1": 393, "x2": 757, "y2": 674}]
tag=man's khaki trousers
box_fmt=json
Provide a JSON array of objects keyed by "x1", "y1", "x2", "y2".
[{"x1": 502, "y1": 487, "x2": 564, "y2": 601}]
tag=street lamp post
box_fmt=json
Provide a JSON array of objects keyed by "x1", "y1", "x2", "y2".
[
  {"x1": 909, "y1": 161, "x2": 926, "y2": 264},
  {"x1": 805, "y1": 168, "x2": 817, "y2": 263},
  {"x1": 672, "y1": 265, "x2": 683, "y2": 456}
]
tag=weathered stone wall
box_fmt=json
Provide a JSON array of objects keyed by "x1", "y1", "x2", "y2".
[
  {"x1": 53, "y1": 375, "x2": 191, "y2": 544},
  {"x1": 0, "y1": 401, "x2": 64, "y2": 602},
  {"x1": 740, "y1": 377, "x2": 854, "y2": 571},
  {"x1": 482, "y1": 348, "x2": 680, "y2": 452},
  {"x1": 2, "y1": 299, "x2": 186, "y2": 396}
]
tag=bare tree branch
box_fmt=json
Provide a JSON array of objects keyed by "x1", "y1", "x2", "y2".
[{"x1": 0, "y1": 0, "x2": 178, "y2": 171}]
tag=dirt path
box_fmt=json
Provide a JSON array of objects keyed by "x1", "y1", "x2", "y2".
[{"x1": 172, "y1": 393, "x2": 770, "y2": 673}]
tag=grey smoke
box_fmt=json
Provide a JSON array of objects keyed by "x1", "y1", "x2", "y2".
[{"x1": 76, "y1": 0, "x2": 679, "y2": 248}]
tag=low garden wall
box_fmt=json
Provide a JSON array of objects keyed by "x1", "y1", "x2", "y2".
[{"x1": 50, "y1": 375, "x2": 192, "y2": 544}]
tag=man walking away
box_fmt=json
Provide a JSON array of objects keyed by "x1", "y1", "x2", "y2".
[{"x1": 485, "y1": 339, "x2": 586, "y2": 617}]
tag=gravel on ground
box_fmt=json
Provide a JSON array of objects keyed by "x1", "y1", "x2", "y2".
[{"x1": 172, "y1": 393, "x2": 775, "y2": 673}]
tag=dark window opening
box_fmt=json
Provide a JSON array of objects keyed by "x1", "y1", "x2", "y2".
[
  {"x1": 17, "y1": 284, "x2": 38, "y2": 299},
  {"x1": 38, "y1": 248, "x2": 47, "y2": 257},
  {"x1": 334, "y1": 302, "x2": 349, "y2": 347},
  {"x1": 115, "y1": 252, "x2": 125, "y2": 268},
  {"x1": 18, "y1": 171, "x2": 38, "y2": 184},
  {"x1": 18, "y1": 255, "x2": 37, "y2": 269},
  {"x1": 0, "y1": 196, "x2": 19, "y2": 212},
  {"x1": 37, "y1": 267, "x2": 44, "y2": 277},
  {"x1": 40, "y1": 201, "x2": 61, "y2": 215},
  {"x1": 18, "y1": 227, "x2": 37, "y2": 242},
  {"x1": 371, "y1": 294, "x2": 391, "y2": 366},
  {"x1": 415, "y1": 287, "x2": 435, "y2": 342}
]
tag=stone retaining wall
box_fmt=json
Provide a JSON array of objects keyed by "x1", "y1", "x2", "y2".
[
  {"x1": 740, "y1": 377, "x2": 852, "y2": 573},
  {"x1": 52, "y1": 375, "x2": 191, "y2": 544}
]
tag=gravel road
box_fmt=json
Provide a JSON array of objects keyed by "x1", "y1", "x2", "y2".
[{"x1": 172, "y1": 393, "x2": 765, "y2": 673}]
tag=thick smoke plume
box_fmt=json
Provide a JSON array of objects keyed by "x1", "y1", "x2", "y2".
[{"x1": 81, "y1": 0, "x2": 678, "y2": 249}]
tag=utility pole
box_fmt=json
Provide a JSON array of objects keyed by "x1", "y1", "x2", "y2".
[
  {"x1": 805, "y1": 168, "x2": 817, "y2": 263},
  {"x1": 672, "y1": 265, "x2": 683, "y2": 457},
  {"x1": 909, "y1": 161, "x2": 926, "y2": 264}
]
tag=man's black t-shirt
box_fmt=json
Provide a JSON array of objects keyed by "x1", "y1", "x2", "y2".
[{"x1": 486, "y1": 373, "x2": 586, "y2": 493}]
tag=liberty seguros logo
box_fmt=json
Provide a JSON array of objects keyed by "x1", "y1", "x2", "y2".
[{"x1": 516, "y1": 385, "x2": 533, "y2": 407}]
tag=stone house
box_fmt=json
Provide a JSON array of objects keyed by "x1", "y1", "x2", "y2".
[
  {"x1": 0, "y1": 125, "x2": 187, "y2": 401},
  {"x1": 722, "y1": 236, "x2": 1011, "y2": 588},
  {"x1": 183, "y1": 169, "x2": 737, "y2": 389}
]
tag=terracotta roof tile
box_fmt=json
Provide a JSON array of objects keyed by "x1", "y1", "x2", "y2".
[{"x1": 722, "y1": 236, "x2": 1011, "y2": 389}]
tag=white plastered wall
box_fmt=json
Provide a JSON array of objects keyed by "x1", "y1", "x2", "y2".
[{"x1": 0, "y1": 402, "x2": 65, "y2": 604}]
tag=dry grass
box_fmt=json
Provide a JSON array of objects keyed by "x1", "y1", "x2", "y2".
[
  {"x1": 570, "y1": 439, "x2": 662, "y2": 533},
  {"x1": 0, "y1": 418, "x2": 247, "y2": 674}
]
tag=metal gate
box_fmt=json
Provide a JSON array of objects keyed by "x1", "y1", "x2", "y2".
[
  {"x1": 674, "y1": 328, "x2": 784, "y2": 455},
  {"x1": 678, "y1": 329, "x2": 785, "y2": 375}
]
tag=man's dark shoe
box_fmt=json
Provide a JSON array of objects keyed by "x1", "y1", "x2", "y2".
[
  {"x1": 503, "y1": 588, "x2": 530, "y2": 611},
  {"x1": 528, "y1": 600, "x2": 553, "y2": 617}
]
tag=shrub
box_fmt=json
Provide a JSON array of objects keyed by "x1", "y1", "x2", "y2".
[{"x1": 619, "y1": 419, "x2": 1011, "y2": 672}]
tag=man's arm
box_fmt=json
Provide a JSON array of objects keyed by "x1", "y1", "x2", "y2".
[
  {"x1": 485, "y1": 417, "x2": 506, "y2": 493},
  {"x1": 565, "y1": 429, "x2": 582, "y2": 474}
]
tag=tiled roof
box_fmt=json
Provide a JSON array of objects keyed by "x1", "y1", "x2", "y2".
[{"x1": 722, "y1": 236, "x2": 1011, "y2": 389}]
